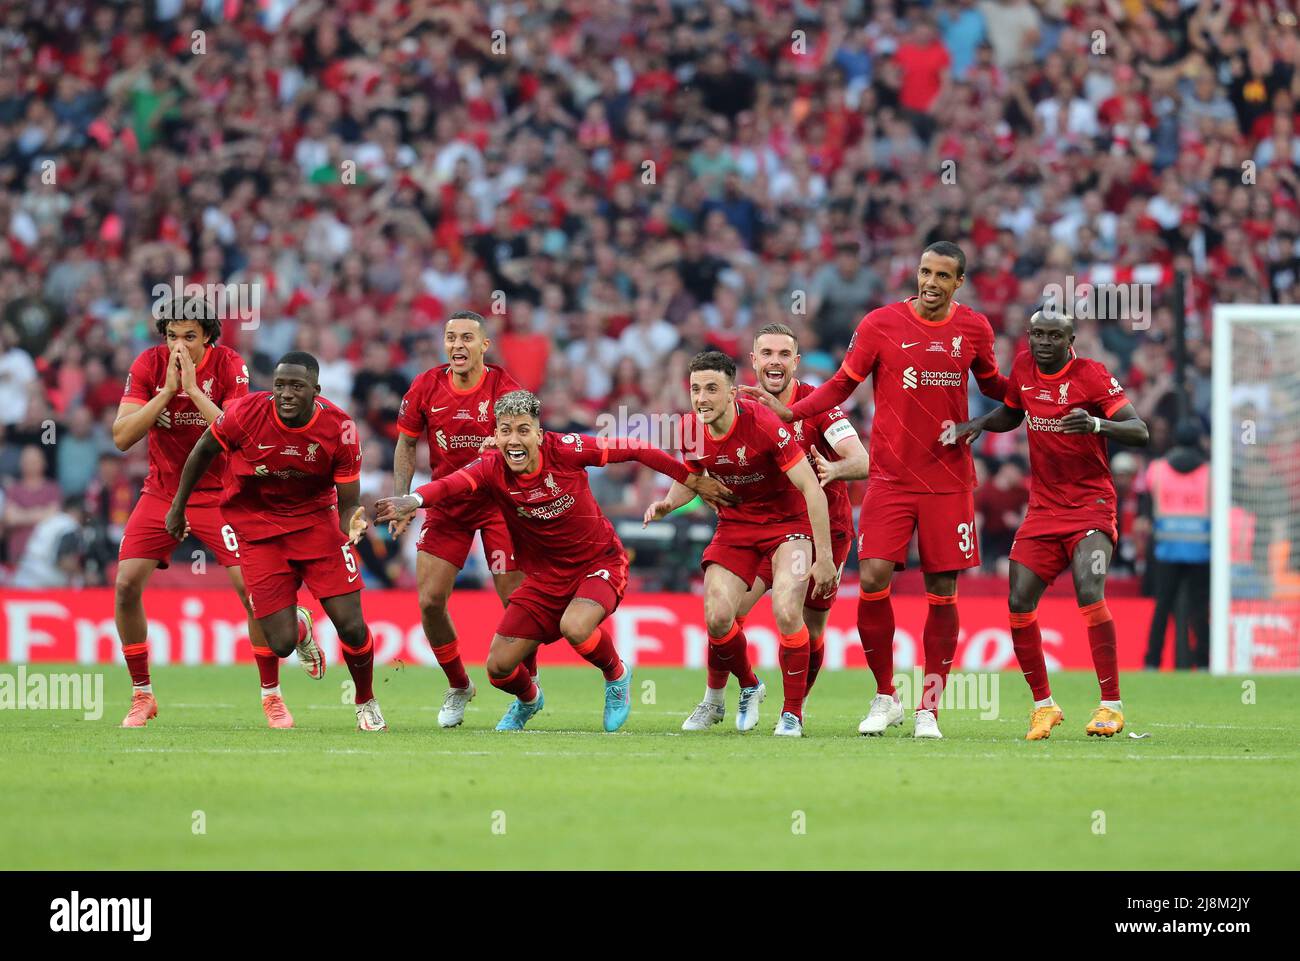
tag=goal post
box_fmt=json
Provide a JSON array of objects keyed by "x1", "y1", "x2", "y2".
[{"x1": 1211, "y1": 305, "x2": 1300, "y2": 674}]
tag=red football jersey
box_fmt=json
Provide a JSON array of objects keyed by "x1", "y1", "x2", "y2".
[
  {"x1": 122, "y1": 344, "x2": 249, "y2": 506},
  {"x1": 1005, "y1": 351, "x2": 1132, "y2": 530},
  {"x1": 684, "y1": 398, "x2": 808, "y2": 527},
  {"x1": 787, "y1": 380, "x2": 858, "y2": 537},
  {"x1": 396, "y1": 364, "x2": 522, "y2": 481},
  {"x1": 790, "y1": 298, "x2": 1007, "y2": 493},
  {"x1": 417, "y1": 432, "x2": 653, "y2": 580},
  {"x1": 210, "y1": 392, "x2": 362, "y2": 542}
]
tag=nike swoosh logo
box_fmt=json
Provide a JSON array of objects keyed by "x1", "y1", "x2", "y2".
[
  {"x1": 901, "y1": 341, "x2": 920, "y2": 348},
  {"x1": 964, "y1": 551, "x2": 974, "y2": 558},
  {"x1": 257, "y1": 444, "x2": 274, "y2": 449},
  {"x1": 509, "y1": 490, "x2": 522, "y2": 495},
  {"x1": 786, "y1": 669, "x2": 804, "y2": 675},
  {"x1": 347, "y1": 573, "x2": 360, "y2": 583},
  {"x1": 1099, "y1": 677, "x2": 1112, "y2": 684},
  {"x1": 431, "y1": 406, "x2": 448, "y2": 412},
  {"x1": 1021, "y1": 384, "x2": 1034, "y2": 390},
  {"x1": 942, "y1": 659, "x2": 954, "y2": 665}
]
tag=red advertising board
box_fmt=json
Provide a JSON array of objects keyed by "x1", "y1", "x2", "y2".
[{"x1": 1, "y1": 588, "x2": 1163, "y2": 671}]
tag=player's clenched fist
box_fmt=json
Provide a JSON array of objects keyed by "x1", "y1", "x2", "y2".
[
  {"x1": 374, "y1": 494, "x2": 420, "y2": 525},
  {"x1": 1060, "y1": 408, "x2": 1099, "y2": 434},
  {"x1": 163, "y1": 502, "x2": 190, "y2": 542}
]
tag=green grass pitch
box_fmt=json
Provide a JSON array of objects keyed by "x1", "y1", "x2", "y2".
[{"x1": 3, "y1": 664, "x2": 1297, "y2": 870}]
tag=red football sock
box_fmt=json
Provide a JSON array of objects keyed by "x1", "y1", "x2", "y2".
[
  {"x1": 340, "y1": 630, "x2": 375, "y2": 704},
  {"x1": 573, "y1": 625, "x2": 622, "y2": 681},
  {"x1": 709, "y1": 621, "x2": 758, "y2": 688},
  {"x1": 919, "y1": 593, "x2": 960, "y2": 714},
  {"x1": 432, "y1": 639, "x2": 471, "y2": 689},
  {"x1": 1009, "y1": 610, "x2": 1051, "y2": 701},
  {"x1": 706, "y1": 633, "x2": 730, "y2": 690},
  {"x1": 122, "y1": 642, "x2": 150, "y2": 688},
  {"x1": 490, "y1": 663, "x2": 538, "y2": 701},
  {"x1": 805, "y1": 631, "x2": 825, "y2": 698},
  {"x1": 253, "y1": 646, "x2": 280, "y2": 690},
  {"x1": 778, "y1": 625, "x2": 810, "y2": 719},
  {"x1": 523, "y1": 650, "x2": 538, "y2": 678},
  {"x1": 1080, "y1": 600, "x2": 1121, "y2": 700},
  {"x1": 858, "y1": 587, "x2": 896, "y2": 696}
]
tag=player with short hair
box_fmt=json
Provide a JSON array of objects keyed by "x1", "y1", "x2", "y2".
[
  {"x1": 646, "y1": 350, "x2": 839, "y2": 737},
  {"x1": 165, "y1": 351, "x2": 386, "y2": 732},
  {"x1": 742, "y1": 242, "x2": 1009, "y2": 739},
  {"x1": 725, "y1": 323, "x2": 869, "y2": 716},
  {"x1": 113, "y1": 306, "x2": 319, "y2": 730},
  {"x1": 376, "y1": 390, "x2": 736, "y2": 732},
  {"x1": 952, "y1": 310, "x2": 1149, "y2": 738},
  {"x1": 392, "y1": 310, "x2": 532, "y2": 729}
]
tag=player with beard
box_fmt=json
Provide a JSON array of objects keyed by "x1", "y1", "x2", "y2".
[
  {"x1": 376, "y1": 390, "x2": 736, "y2": 732},
  {"x1": 391, "y1": 310, "x2": 534, "y2": 730},
  {"x1": 166, "y1": 352, "x2": 387, "y2": 732},
  {"x1": 646, "y1": 351, "x2": 839, "y2": 737},
  {"x1": 722, "y1": 324, "x2": 869, "y2": 719},
  {"x1": 951, "y1": 310, "x2": 1148, "y2": 739},
  {"x1": 742, "y1": 242, "x2": 1008, "y2": 739},
  {"x1": 113, "y1": 306, "x2": 320, "y2": 730}
]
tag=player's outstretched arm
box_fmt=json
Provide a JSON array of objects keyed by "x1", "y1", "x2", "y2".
[
  {"x1": 739, "y1": 363, "x2": 860, "y2": 423},
  {"x1": 785, "y1": 457, "x2": 838, "y2": 599},
  {"x1": 948, "y1": 405, "x2": 1026, "y2": 446},
  {"x1": 603, "y1": 441, "x2": 739, "y2": 509},
  {"x1": 1061, "y1": 402, "x2": 1149, "y2": 446},
  {"x1": 375, "y1": 468, "x2": 480, "y2": 525},
  {"x1": 165, "y1": 427, "x2": 222, "y2": 540}
]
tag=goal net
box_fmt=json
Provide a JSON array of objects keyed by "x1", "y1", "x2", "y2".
[{"x1": 1212, "y1": 305, "x2": 1300, "y2": 673}]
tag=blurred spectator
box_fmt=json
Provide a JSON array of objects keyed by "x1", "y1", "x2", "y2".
[
  {"x1": 4, "y1": 445, "x2": 61, "y2": 565},
  {"x1": 973, "y1": 456, "x2": 1029, "y2": 574},
  {"x1": 11, "y1": 495, "x2": 86, "y2": 588}
]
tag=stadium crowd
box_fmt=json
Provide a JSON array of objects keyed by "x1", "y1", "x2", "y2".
[{"x1": 0, "y1": 0, "x2": 1296, "y2": 591}]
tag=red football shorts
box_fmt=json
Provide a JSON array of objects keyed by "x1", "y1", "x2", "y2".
[
  {"x1": 703, "y1": 517, "x2": 813, "y2": 586},
  {"x1": 119, "y1": 491, "x2": 241, "y2": 569},
  {"x1": 236, "y1": 519, "x2": 358, "y2": 618},
  {"x1": 755, "y1": 523, "x2": 852, "y2": 611},
  {"x1": 495, "y1": 549, "x2": 629, "y2": 642},
  {"x1": 857, "y1": 482, "x2": 978, "y2": 573},
  {"x1": 416, "y1": 497, "x2": 518, "y2": 573},
  {"x1": 1009, "y1": 512, "x2": 1117, "y2": 585}
]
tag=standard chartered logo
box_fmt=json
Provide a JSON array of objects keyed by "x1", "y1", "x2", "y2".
[
  {"x1": 904, "y1": 367, "x2": 964, "y2": 390},
  {"x1": 903, "y1": 366, "x2": 918, "y2": 390}
]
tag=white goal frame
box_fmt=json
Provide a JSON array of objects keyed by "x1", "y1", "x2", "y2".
[{"x1": 1210, "y1": 304, "x2": 1300, "y2": 674}]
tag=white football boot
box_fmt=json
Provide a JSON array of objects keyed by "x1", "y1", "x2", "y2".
[
  {"x1": 295, "y1": 606, "x2": 325, "y2": 679},
  {"x1": 773, "y1": 711, "x2": 803, "y2": 737},
  {"x1": 858, "y1": 693, "x2": 904, "y2": 735},
  {"x1": 913, "y1": 709, "x2": 943, "y2": 739},
  {"x1": 682, "y1": 701, "x2": 724, "y2": 731},
  {"x1": 356, "y1": 698, "x2": 388, "y2": 732},
  {"x1": 438, "y1": 681, "x2": 476, "y2": 728},
  {"x1": 736, "y1": 681, "x2": 766, "y2": 732}
]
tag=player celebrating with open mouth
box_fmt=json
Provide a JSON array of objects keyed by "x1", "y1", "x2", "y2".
[
  {"x1": 376, "y1": 390, "x2": 736, "y2": 732},
  {"x1": 950, "y1": 310, "x2": 1148, "y2": 739},
  {"x1": 646, "y1": 350, "x2": 838, "y2": 737},
  {"x1": 742, "y1": 242, "x2": 1008, "y2": 739},
  {"x1": 166, "y1": 352, "x2": 388, "y2": 732},
  {"x1": 392, "y1": 311, "x2": 531, "y2": 730},
  {"x1": 727, "y1": 324, "x2": 869, "y2": 719}
]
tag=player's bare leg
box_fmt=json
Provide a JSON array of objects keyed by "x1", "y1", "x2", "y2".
[
  {"x1": 913, "y1": 570, "x2": 960, "y2": 739},
  {"x1": 857, "y1": 556, "x2": 904, "y2": 734},
  {"x1": 770, "y1": 539, "x2": 813, "y2": 737},
  {"x1": 559, "y1": 597, "x2": 631, "y2": 732},
  {"x1": 115, "y1": 558, "x2": 161, "y2": 727},
  {"x1": 486, "y1": 633, "x2": 543, "y2": 730},
  {"x1": 1008, "y1": 562, "x2": 1059, "y2": 740},
  {"x1": 803, "y1": 605, "x2": 830, "y2": 707},
  {"x1": 692, "y1": 564, "x2": 764, "y2": 732},
  {"x1": 226, "y1": 566, "x2": 296, "y2": 729},
  {"x1": 1071, "y1": 533, "x2": 1125, "y2": 737},
  {"x1": 491, "y1": 569, "x2": 536, "y2": 680},
  {"x1": 319, "y1": 591, "x2": 384, "y2": 732}
]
